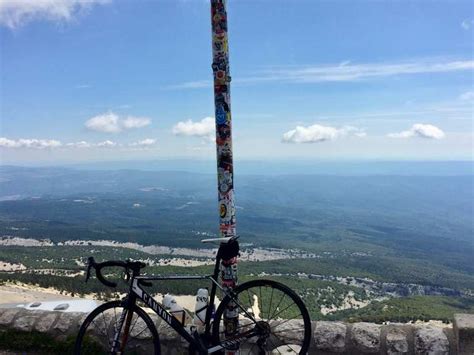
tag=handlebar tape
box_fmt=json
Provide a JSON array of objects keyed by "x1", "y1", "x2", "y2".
[{"x1": 88, "y1": 257, "x2": 129, "y2": 288}]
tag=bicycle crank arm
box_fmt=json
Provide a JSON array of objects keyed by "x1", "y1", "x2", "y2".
[{"x1": 207, "y1": 328, "x2": 259, "y2": 354}]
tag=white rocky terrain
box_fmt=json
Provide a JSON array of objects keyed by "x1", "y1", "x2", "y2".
[{"x1": 0, "y1": 236, "x2": 319, "y2": 262}]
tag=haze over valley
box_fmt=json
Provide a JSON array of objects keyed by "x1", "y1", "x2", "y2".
[{"x1": 1, "y1": 161, "x2": 472, "y2": 322}]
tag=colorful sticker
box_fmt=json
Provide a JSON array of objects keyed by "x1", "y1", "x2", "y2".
[
  {"x1": 218, "y1": 168, "x2": 232, "y2": 194},
  {"x1": 216, "y1": 105, "x2": 227, "y2": 124},
  {"x1": 219, "y1": 201, "x2": 232, "y2": 222},
  {"x1": 219, "y1": 203, "x2": 227, "y2": 218}
]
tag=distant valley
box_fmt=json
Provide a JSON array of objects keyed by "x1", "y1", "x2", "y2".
[{"x1": 0, "y1": 163, "x2": 473, "y2": 322}]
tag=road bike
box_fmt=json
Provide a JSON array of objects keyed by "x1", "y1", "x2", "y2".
[{"x1": 74, "y1": 237, "x2": 311, "y2": 354}]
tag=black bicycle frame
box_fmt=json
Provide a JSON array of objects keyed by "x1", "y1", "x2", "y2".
[{"x1": 121, "y1": 256, "x2": 257, "y2": 354}]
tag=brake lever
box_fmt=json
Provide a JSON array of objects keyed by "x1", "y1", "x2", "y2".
[
  {"x1": 124, "y1": 267, "x2": 131, "y2": 282},
  {"x1": 85, "y1": 268, "x2": 91, "y2": 282},
  {"x1": 85, "y1": 258, "x2": 93, "y2": 283}
]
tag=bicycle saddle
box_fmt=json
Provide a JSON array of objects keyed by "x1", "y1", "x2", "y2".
[{"x1": 200, "y1": 237, "x2": 233, "y2": 244}]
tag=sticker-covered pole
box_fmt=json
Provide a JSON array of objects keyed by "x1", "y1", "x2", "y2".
[{"x1": 210, "y1": 0, "x2": 239, "y2": 353}]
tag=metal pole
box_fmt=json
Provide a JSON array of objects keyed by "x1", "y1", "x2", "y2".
[{"x1": 210, "y1": 0, "x2": 239, "y2": 353}]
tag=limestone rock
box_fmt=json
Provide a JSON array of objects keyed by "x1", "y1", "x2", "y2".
[
  {"x1": 454, "y1": 313, "x2": 474, "y2": 355},
  {"x1": 414, "y1": 326, "x2": 449, "y2": 355},
  {"x1": 351, "y1": 322, "x2": 381, "y2": 353},
  {"x1": 273, "y1": 319, "x2": 306, "y2": 345},
  {"x1": 34, "y1": 311, "x2": 59, "y2": 333},
  {"x1": 53, "y1": 312, "x2": 83, "y2": 335},
  {"x1": 149, "y1": 314, "x2": 161, "y2": 328},
  {"x1": 0, "y1": 308, "x2": 22, "y2": 326},
  {"x1": 157, "y1": 322, "x2": 187, "y2": 348},
  {"x1": 13, "y1": 314, "x2": 36, "y2": 332},
  {"x1": 314, "y1": 321, "x2": 346, "y2": 353},
  {"x1": 386, "y1": 327, "x2": 409, "y2": 354}
]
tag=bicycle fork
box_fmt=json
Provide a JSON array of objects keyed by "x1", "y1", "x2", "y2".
[
  {"x1": 110, "y1": 298, "x2": 135, "y2": 354},
  {"x1": 109, "y1": 309, "x2": 130, "y2": 354}
]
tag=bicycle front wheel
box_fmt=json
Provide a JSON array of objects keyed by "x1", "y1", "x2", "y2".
[
  {"x1": 74, "y1": 300, "x2": 160, "y2": 355},
  {"x1": 212, "y1": 279, "x2": 311, "y2": 354}
]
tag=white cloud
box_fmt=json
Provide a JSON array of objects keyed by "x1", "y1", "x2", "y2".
[
  {"x1": 171, "y1": 59, "x2": 474, "y2": 89},
  {"x1": 461, "y1": 19, "x2": 473, "y2": 30},
  {"x1": 85, "y1": 112, "x2": 152, "y2": 133},
  {"x1": 96, "y1": 140, "x2": 116, "y2": 147},
  {"x1": 122, "y1": 116, "x2": 151, "y2": 129},
  {"x1": 0, "y1": 0, "x2": 111, "y2": 29},
  {"x1": 85, "y1": 112, "x2": 121, "y2": 133},
  {"x1": 66, "y1": 140, "x2": 118, "y2": 148},
  {"x1": 388, "y1": 124, "x2": 445, "y2": 139},
  {"x1": 459, "y1": 91, "x2": 474, "y2": 101},
  {"x1": 282, "y1": 124, "x2": 365, "y2": 144},
  {"x1": 0, "y1": 138, "x2": 18, "y2": 148},
  {"x1": 264, "y1": 60, "x2": 474, "y2": 83},
  {"x1": 1, "y1": 137, "x2": 159, "y2": 150},
  {"x1": 172, "y1": 117, "x2": 215, "y2": 138},
  {"x1": 166, "y1": 80, "x2": 212, "y2": 90},
  {"x1": 129, "y1": 138, "x2": 156, "y2": 147},
  {"x1": 0, "y1": 137, "x2": 62, "y2": 149},
  {"x1": 66, "y1": 141, "x2": 91, "y2": 148},
  {"x1": 66, "y1": 140, "x2": 119, "y2": 148}
]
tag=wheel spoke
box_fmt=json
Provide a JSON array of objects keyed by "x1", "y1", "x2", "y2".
[
  {"x1": 214, "y1": 281, "x2": 310, "y2": 355},
  {"x1": 78, "y1": 303, "x2": 158, "y2": 355},
  {"x1": 267, "y1": 287, "x2": 274, "y2": 322},
  {"x1": 126, "y1": 323, "x2": 155, "y2": 350},
  {"x1": 270, "y1": 314, "x2": 302, "y2": 329},
  {"x1": 272, "y1": 326, "x2": 305, "y2": 335},
  {"x1": 246, "y1": 289, "x2": 253, "y2": 314},
  {"x1": 273, "y1": 331, "x2": 302, "y2": 353},
  {"x1": 267, "y1": 337, "x2": 282, "y2": 354},
  {"x1": 220, "y1": 321, "x2": 254, "y2": 335},
  {"x1": 101, "y1": 311, "x2": 111, "y2": 346},
  {"x1": 128, "y1": 313, "x2": 140, "y2": 337},
  {"x1": 271, "y1": 300, "x2": 296, "y2": 320},
  {"x1": 129, "y1": 325, "x2": 149, "y2": 340},
  {"x1": 91, "y1": 319, "x2": 111, "y2": 348},
  {"x1": 113, "y1": 307, "x2": 118, "y2": 333},
  {"x1": 269, "y1": 292, "x2": 286, "y2": 320}
]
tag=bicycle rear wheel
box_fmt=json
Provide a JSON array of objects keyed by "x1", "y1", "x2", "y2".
[
  {"x1": 212, "y1": 279, "x2": 311, "y2": 354},
  {"x1": 74, "y1": 300, "x2": 160, "y2": 355}
]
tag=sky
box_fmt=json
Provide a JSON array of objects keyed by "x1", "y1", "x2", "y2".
[{"x1": 0, "y1": 0, "x2": 473, "y2": 165}]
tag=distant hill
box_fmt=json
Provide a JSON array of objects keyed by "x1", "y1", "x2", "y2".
[
  {"x1": 3, "y1": 159, "x2": 473, "y2": 175},
  {"x1": 1, "y1": 163, "x2": 473, "y2": 322},
  {"x1": 0, "y1": 163, "x2": 472, "y2": 276}
]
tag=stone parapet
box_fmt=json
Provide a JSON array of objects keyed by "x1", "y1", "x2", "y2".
[
  {"x1": 0, "y1": 308, "x2": 472, "y2": 354},
  {"x1": 454, "y1": 313, "x2": 474, "y2": 355}
]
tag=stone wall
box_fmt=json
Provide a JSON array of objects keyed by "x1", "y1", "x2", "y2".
[{"x1": 0, "y1": 307, "x2": 472, "y2": 354}]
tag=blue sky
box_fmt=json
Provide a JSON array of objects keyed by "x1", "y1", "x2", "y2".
[{"x1": 0, "y1": 0, "x2": 473, "y2": 164}]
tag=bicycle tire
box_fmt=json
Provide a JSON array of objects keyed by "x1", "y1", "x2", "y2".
[
  {"x1": 74, "y1": 300, "x2": 161, "y2": 355},
  {"x1": 212, "y1": 279, "x2": 312, "y2": 354}
]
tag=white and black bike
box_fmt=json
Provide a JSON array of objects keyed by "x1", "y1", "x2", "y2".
[{"x1": 74, "y1": 237, "x2": 311, "y2": 354}]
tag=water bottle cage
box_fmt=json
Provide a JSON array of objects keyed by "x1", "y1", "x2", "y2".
[
  {"x1": 195, "y1": 305, "x2": 208, "y2": 318},
  {"x1": 170, "y1": 309, "x2": 187, "y2": 326},
  {"x1": 195, "y1": 305, "x2": 207, "y2": 313}
]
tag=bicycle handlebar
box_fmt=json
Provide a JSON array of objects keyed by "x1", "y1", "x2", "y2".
[{"x1": 86, "y1": 257, "x2": 146, "y2": 288}]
